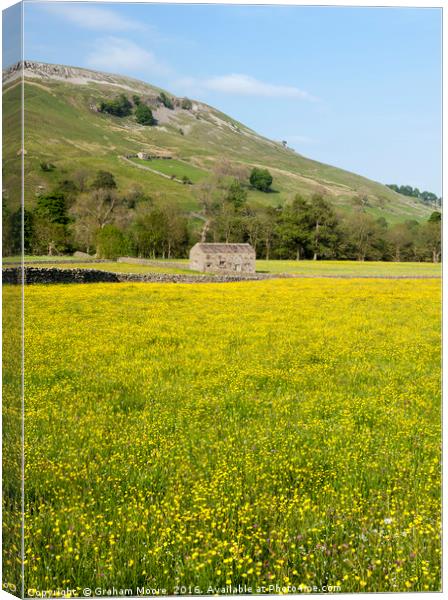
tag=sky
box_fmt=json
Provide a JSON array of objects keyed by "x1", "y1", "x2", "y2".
[{"x1": 10, "y1": 1, "x2": 443, "y2": 194}]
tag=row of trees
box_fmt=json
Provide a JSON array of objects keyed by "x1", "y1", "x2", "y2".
[
  {"x1": 2, "y1": 170, "x2": 191, "y2": 259},
  {"x1": 2, "y1": 164, "x2": 441, "y2": 263},
  {"x1": 195, "y1": 169, "x2": 441, "y2": 262},
  {"x1": 386, "y1": 184, "x2": 441, "y2": 208}
]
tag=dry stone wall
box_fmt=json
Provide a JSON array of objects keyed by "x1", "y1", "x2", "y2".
[
  {"x1": 2, "y1": 267, "x2": 438, "y2": 285},
  {"x1": 2, "y1": 267, "x2": 279, "y2": 285}
]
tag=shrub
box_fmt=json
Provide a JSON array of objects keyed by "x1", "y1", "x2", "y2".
[
  {"x1": 99, "y1": 94, "x2": 132, "y2": 117},
  {"x1": 40, "y1": 161, "x2": 55, "y2": 172},
  {"x1": 135, "y1": 104, "x2": 155, "y2": 126},
  {"x1": 91, "y1": 171, "x2": 117, "y2": 190},
  {"x1": 158, "y1": 92, "x2": 174, "y2": 110},
  {"x1": 250, "y1": 167, "x2": 273, "y2": 192}
]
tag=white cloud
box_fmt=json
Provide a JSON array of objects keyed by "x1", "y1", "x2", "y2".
[
  {"x1": 203, "y1": 74, "x2": 316, "y2": 101},
  {"x1": 45, "y1": 4, "x2": 145, "y2": 32},
  {"x1": 173, "y1": 73, "x2": 316, "y2": 101},
  {"x1": 85, "y1": 37, "x2": 169, "y2": 76}
]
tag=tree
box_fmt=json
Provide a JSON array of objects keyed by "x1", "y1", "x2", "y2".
[
  {"x1": 386, "y1": 184, "x2": 441, "y2": 208},
  {"x1": 33, "y1": 192, "x2": 72, "y2": 255},
  {"x1": 160, "y1": 203, "x2": 189, "y2": 258},
  {"x1": 98, "y1": 94, "x2": 132, "y2": 117},
  {"x1": 71, "y1": 189, "x2": 124, "y2": 231},
  {"x1": 96, "y1": 225, "x2": 128, "y2": 259},
  {"x1": 5, "y1": 206, "x2": 34, "y2": 255},
  {"x1": 386, "y1": 223, "x2": 415, "y2": 262},
  {"x1": 225, "y1": 179, "x2": 247, "y2": 209},
  {"x1": 242, "y1": 209, "x2": 264, "y2": 254},
  {"x1": 213, "y1": 202, "x2": 243, "y2": 243},
  {"x1": 91, "y1": 171, "x2": 117, "y2": 190},
  {"x1": 32, "y1": 220, "x2": 72, "y2": 256},
  {"x1": 35, "y1": 192, "x2": 69, "y2": 225},
  {"x1": 72, "y1": 169, "x2": 90, "y2": 193},
  {"x1": 342, "y1": 211, "x2": 384, "y2": 261},
  {"x1": 70, "y1": 186, "x2": 130, "y2": 253},
  {"x1": 420, "y1": 216, "x2": 441, "y2": 263},
  {"x1": 421, "y1": 192, "x2": 440, "y2": 207},
  {"x1": 55, "y1": 178, "x2": 79, "y2": 205},
  {"x1": 276, "y1": 195, "x2": 312, "y2": 260},
  {"x1": 130, "y1": 206, "x2": 168, "y2": 258},
  {"x1": 428, "y1": 211, "x2": 442, "y2": 223},
  {"x1": 308, "y1": 194, "x2": 340, "y2": 260},
  {"x1": 135, "y1": 103, "x2": 155, "y2": 126},
  {"x1": 256, "y1": 206, "x2": 279, "y2": 260},
  {"x1": 250, "y1": 167, "x2": 273, "y2": 192},
  {"x1": 181, "y1": 98, "x2": 192, "y2": 110}
]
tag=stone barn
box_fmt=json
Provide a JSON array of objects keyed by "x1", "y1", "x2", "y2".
[{"x1": 189, "y1": 243, "x2": 256, "y2": 274}]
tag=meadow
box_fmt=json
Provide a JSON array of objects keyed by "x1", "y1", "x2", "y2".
[
  {"x1": 21, "y1": 262, "x2": 202, "y2": 276},
  {"x1": 256, "y1": 260, "x2": 441, "y2": 277},
  {"x1": 8, "y1": 276, "x2": 440, "y2": 594},
  {"x1": 131, "y1": 159, "x2": 208, "y2": 184},
  {"x1": 4, "y1": 257, "x2": 441, "y2": 278}
]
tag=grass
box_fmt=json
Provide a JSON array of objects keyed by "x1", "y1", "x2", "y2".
[
  {"x1": 4, "y1": 255, "x2": 97, "y2": 263},
  {"x1": 3, "y1": 277, "x2": 440, "y2": 593},
  {"x1": 25, "y1": 262, "x2": 202, "y2": 275},
  {"x1": 1, "y1": 77, "x2": 432, "y2": 223},
  {"x1": 132, "y1": 158, "x2": 208, "y2": 183},
  {"x1": 4, "y1": 257, "x2": 440, "y2": 278},
  {"x1": 256, "y1": 260, "x2": 441, "y2": 277}
]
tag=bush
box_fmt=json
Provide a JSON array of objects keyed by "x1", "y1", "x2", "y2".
[
  {"x1": 135, "y1": 104, "x2": 155, "y2": 126},
  {"x1": 158, "y1": 92, "x2": 174, "y2": 110},
  {"x1": 40, "y1": 161, "x2": 55, "y2": 172},
  {"x1": 91, "y1": 171, "x2": 117, "y2": 190},
  {"x1": 99, "y1": 94, "x2": 132, "y2": 117},
  {"x1": 250, "y1": 167, "x2": 273, "y2": 192}
]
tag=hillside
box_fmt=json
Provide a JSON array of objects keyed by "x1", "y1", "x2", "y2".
[{"x1": 3, "y1": 61, "x2": 432, "y2": 224}]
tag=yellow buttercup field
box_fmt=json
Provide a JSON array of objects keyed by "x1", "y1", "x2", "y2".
[{"x1": 6, "y1": 278, "x2": 440, "y2": 594}]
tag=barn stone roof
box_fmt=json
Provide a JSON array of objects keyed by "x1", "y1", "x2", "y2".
[{"x1": 192, "y1": 243, "x2": 255, "y2": 255}]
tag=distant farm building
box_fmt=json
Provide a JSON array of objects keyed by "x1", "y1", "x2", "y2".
[
  {"x1": 189, "y1": 243, "x2": 256, "y2": 274},
  {"x1": 135, "y1": 150, "x2": 173, "y2": 160}
]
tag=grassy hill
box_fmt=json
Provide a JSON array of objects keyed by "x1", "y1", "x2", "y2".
[{"x1": 3, "y1": 61, "x2": 432, "y2": 224}]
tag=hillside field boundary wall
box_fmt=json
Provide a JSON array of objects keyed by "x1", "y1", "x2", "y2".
[{"x1": 1, "y1": 267, "x2": 441, "y2": 285}]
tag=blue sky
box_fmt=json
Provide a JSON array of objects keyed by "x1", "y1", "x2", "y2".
[{"x1": 19, "y1": 1, "x2": 442, "y2": 194}]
